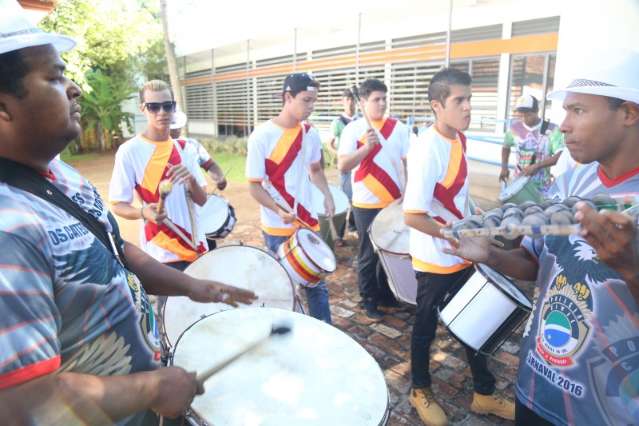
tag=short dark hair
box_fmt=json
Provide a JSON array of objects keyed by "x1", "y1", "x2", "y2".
[
  {"x1": 0, "y1": 50, "x2": 30, "y2": 98},
  {"x1": 606, "y1": 96, "x2": 626, "y2": 110},
  {"x1": 342, "y1": 88, "x2": 354, "y2": 99},
  {"x1": 358, "y1": 79, "x2": 387, "y2": 99},
  {"x1": 428, "y1": 67, "x2": 472, "y2": 104}
]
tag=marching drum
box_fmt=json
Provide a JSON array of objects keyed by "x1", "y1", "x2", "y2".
[
  {"x1": 369, "y1": 199, "x2": 418, "y2": 305},
  {"x1": 171, "y1": 308, "x2": 390, "y2": 426},
  {"x1": 498, "y1": 176, "x2": 542, "y2": 205},
  {"x1": 161, "y1": 245, "x2": 295, "y2": 347},
  {"x1": 439, "y1": 263, "x2": 532, "y2": 355},
  {"x1": 199, "y1": 195, "x2": 237, "y2": 239},
  {"x1": 277, "y1": 228, "x2": 336, "y2": 288},
  {"x1": 311, "y1": 184, "x2": 350, "y2": 249}
]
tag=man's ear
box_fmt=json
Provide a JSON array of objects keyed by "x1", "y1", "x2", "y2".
[
  {"x1": 430, "y1": 99, "x2": 442, "y2": 115},
  {"x1": 139, "y1": 103, "x2": 145, "y2": 113},
  {"x1": 0, "y1": 100, "x2": 11, "y2": 122},
  {"x1": 622, "y1": 102, "x2": 639, "y2": 127}
]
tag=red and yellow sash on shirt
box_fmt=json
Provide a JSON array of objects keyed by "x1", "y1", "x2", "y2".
[
  {"x1": 354, "y1": 118, "x2": 402, "y2": 207},
  {"x1": 134, "y1": 141, "x2": 205, "y2": 262},
  {"x1": 431, "y1": 132, "x2": 468, "y2": 225},
  {"x1": 264, "y1": 123, "x2": 319, "y2": 231}
]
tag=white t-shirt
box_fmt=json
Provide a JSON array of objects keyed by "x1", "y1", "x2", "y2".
[
  {"x1": 403, "y1": 126, "x2": 472, "y2": 273},
  {"x1": 338, "y1": 117, "x2": 409, "y2": 209},
  {"x1": 245, "y1": 120, "x2": 321, "y2": 236},
  {"x1": 176, "y1": 137, "x2": 213, "y2": 171},
  {"x1": 109, "y1": 135, "x2": 207, "y2": 264}
]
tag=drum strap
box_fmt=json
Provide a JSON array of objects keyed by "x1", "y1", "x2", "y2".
[{"x1": 0, "y1": 157, "x2": 128, "y2": 268}]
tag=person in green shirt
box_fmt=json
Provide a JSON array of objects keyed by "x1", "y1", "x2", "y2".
[{"x1": 500, "y1": 95, "x2": 565, "y2": 193}]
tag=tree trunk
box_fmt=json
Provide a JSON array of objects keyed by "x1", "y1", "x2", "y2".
[{"x1": 160, "y1": 0, "x2": 187, "y2": 133}]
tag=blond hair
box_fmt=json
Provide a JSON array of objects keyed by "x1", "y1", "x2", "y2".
[{"x1": 139, "y1": 80, "x2": 174, "y2": 103}]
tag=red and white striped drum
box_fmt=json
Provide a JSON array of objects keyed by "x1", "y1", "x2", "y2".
[{"x1": 277, "y1": 228, "x2": 336, "y2": 288}]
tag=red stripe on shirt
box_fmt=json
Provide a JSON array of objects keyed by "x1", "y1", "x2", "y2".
[
  {"x1": 0, "y1": 356, "x2": 61, "y2": 390},
  {"x1": 433, "y1": 132, "x2": 468, "y2": 220}
]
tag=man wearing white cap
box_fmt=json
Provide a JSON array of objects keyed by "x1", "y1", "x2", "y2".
[
  {"x1": 447, "y1": 50, "x2": 639, "y2": 425},
  {"x1": 170, "y1": 111, "x2": 228, "y2": 191},
  {"x1": 500, "y1": 94, "x2": 565, "y2": 193},
  {"x1": 0, "y1": 1, "x2": 254, "y2": 423}
]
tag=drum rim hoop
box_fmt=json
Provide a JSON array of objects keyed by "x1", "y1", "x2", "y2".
[
  {"x1": 294, "y1": 228, "x2": 337, "y2": 273},
  {"x1": 474, "y1": 263, "x2": 531, "y2": 308},
  {"x1": 368, "y1": 228, "x2": 408, "y2": 256}
]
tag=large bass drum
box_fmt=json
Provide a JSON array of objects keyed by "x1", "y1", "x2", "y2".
[{"x1": 171, "y1": 308, "x2": 390, "y2": 425}]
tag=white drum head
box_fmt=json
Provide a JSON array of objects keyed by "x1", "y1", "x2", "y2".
[
  {"x1": 499, "y1": 176, "x2": 530, "y2": 200},
  {"x1": 199, "y1": 196, "x2": 230, "y2": 237},
  {"x1": 173, "y1": 308, "x2": 389, "y2": 425},
  {"x1": 476, "y1": 263, "x2": 531, "y2": 308},
  {"x1": 297, "y1": 229, "x2": 336, "y2": 272},
  {"x1": 369, "y1": 199, "x2": 409, "y2": 254},
  {"x1": 163, "y1": 246, "x2": 295, "y2": 346},
  {"x1": 311, "y1": 184, "x2": 349, "y2": 217}
]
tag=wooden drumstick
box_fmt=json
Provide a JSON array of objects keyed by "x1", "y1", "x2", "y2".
[
  {"x1": 185, "y1": 190, "x2": 198, "y2": 247},
  {"x1": 196, "y1": 323, "x2": 292, "y2": 386}
]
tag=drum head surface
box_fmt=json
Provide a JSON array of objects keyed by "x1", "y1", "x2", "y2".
[
  {"x1": 298, "y1": 229, "x2": 336, "y2": 272},
  {"x1": 311, "y1": 184, "x2": 350, "y2": 217},
  {"x1": 369, "y1": 199, "x2": 409, "y2": 254},
  {"x1": 163, "y1": 246, "x2": 294, "y2": 345},
  {"x1": 200, "y1": 196, "x2": 230, "y2": 236},
  {"x1": 499, "y1": 176, "x2": 529, "y2": 201},
  {"x1": 476, "y1": 263, "x2": 531, "y2": 308},
  {"x1": 173, "y1": 308, "x2": 388, "y2": 426}
]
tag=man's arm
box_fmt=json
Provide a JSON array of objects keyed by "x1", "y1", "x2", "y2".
[
  {"x1": 205, "y1": 159, "x2": 228, "y2": 190},
  {"x1": 522, "y1": 152, "x2": 562, "y2": 177},
  {"x1": 123, "y1": 241, "x2": 255, "y2": 304},
  {"x1": 0, "y1": 367, "x2": 200, "y2": 423},
  {"x1": 500, "y1": 146, "x2": 511, "y2": 183},
  {"x1": 248, "y1": 181, "x2": 295, "y2": 223},
  {"x1": 404, "y1": 212, "x2": 446, "y2": 239}
]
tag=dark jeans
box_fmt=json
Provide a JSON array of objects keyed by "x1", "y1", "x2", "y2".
[
  {"x1": 515, "y1": 398, "x2": 554, "y2": 425},
  {"x1": 411, "y1": 267, "x2": 496, "y2": 395},
  {"x1": 352, "y1": 206, "x2": 395, "y2": 306}
]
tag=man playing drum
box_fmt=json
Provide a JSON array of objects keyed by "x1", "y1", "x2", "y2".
[
  {"x1": 0, "y1": 3, "x2": 255, "y2": 423},
  {"x1": 500, "y1": 94, "x2": 565, "y2": 194},
  {"x1": 338, "y1": 79, "x2": 409, "y2": 319},
  {"x1": 403, "y1": 68, "x2": 515, "y2": 425},
  {"x1": 447, "y1": 51, "x2": 639, "y2": 426},
  {"x1": 246, "y1": 72, "x2": 335, "y2": 324},
  {"x1": 110, "y1": 80, "x2": 208, "y2": 271}
]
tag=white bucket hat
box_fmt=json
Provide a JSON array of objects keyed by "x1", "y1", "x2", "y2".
[
  {"x1": 0, "y1": 0, "x2": 75, "y2": 55},
  {"x1": 170, "y1": 111, "x2": 187, "y2": 130},
  {"x1": 548, "y1": 50, "x2": 639, "y2": 105}
]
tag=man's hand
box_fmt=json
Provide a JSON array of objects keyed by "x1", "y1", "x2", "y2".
[
  {"x1": 323, "y1": 194, "x2": 336, "y2": 217},
  {"x1": 443, "y1": 235, "x2": 493, "y2": 264},
  {"x1": 364, "y1": 128, "x2": 380, "y2": 150},
  {"x1": 215, "y1": 177, "x2": 228, "y2": 191},
  {"x1": 277, "y1": 208, "x2": 296, "y2": 224},
  {"x1": 149, "y1": 367, "x2": 202, "y2": 418},
  {"x1": 575, "y1": 202, "x2": 639, "y2": 281},
  {"x1": 141, "y1": 203, "x2": 167, "y2": 224},
  {"x1": 499, "y1": 167, "x2": 510, "y2": 183},
  {"x1": 188, "y1": 278, "x2": 257, "y2": 306},
  {"x1": 522, "y1": 163, "x2": 539, "y2": 177},
  {"x1": 167, "y1": 164, "x2": 195, "y2": 186}
]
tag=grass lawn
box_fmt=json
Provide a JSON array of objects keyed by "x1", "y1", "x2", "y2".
[{"x1": 211, "y1": 151, "x2": 247, "y2": 183}]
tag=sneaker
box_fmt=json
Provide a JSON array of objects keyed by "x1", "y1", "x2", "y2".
[
  {"x1": 364, "y1": 304, "x2": 384, "y2": 320},
  {"x1": 470, "y1": 392, "x2": 515, "y2": 421},
  {"x1": 409, "y1": 387, "x2": 448, "y2": 426}
]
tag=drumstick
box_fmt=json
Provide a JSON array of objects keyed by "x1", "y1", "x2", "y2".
[
  {"x1": 442, "y1": 224, "x2": 581, "y2": 240},
  {"x1": 196, "y1": 323, "x2": 292, "y2": 386},
  {"x1": 161, "y1": 218, "x2": 199, "y2": 251},
  {"x1": 157, "y1": 179, "x2": 173, "y2": 216},
  {"x1": 185, "y1": 190, "x2": 198, "y2": 247}
]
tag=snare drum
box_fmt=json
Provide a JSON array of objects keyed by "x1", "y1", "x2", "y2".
[
  {"x1": 311, "y1": 184, "x2": 350, "y2": 249},
  {"x1": 369, "y1": 199, "x2": 418, "y2": 304},
  {"x1": 498, "y1": 176, "x2": 542, "y2": 205},
  {"x1": 171, "y1": 308, "x2": 390, "y2": 426},
  {"x1": 277, "y1": 228, "x2": 336, "y2": 288},
  {"x1": 160, "y1": 245, "x2": 295, "y2": 347},
  {"x1": 199, "y1": 195, "x2": 237, "y2": 239},
  {"x1": 439, "y1": 263, "x2": 532, "y2": 355}
]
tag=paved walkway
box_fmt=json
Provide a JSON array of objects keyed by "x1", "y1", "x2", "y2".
[{"x1": 73, "y1": 154, "x2": 526, "y2": 425}]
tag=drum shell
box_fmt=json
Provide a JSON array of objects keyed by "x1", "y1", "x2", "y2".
[
  {"x1": 498, "y1": 177, "x2": 542, "y2": 205},
  {"x1": 438, "y1": 264, "x2": 531, "y2": 354},
  {"x1": 277, "y1": 229, "x2": 336, "y2": 288},
  {"x1": 375, "y1": 248, "x2": 417, "y2": 305}
]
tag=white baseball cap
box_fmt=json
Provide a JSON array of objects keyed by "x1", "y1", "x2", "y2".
[
  {"x1": 548, "y1": 50, "x2": 639, "y2": 105},
  {"x1": 0, "y1": 0, "x2": 75, "y2": 55},
  {"x1": 170, "y1": 111, "x2": 187, "y2": 129}
]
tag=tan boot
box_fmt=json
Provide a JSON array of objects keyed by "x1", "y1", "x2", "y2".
[
  {"x1": 470, "y1": 392, "x2": 515, "y2": 420},
  {"x1": 409, "y1": 387, "x2": 448, "y2": 426}
]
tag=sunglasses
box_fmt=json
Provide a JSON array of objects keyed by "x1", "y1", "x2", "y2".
[{"x1": 143, "y1": 101, "x2": 176, "y2": 113}]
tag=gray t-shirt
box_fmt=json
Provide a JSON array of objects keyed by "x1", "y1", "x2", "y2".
[{"x1": 517, "y1": 162, "x2": 639, "y2": 425}]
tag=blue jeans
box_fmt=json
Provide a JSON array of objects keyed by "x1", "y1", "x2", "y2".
[{"x1": 263, "y1": 232, "x2": 332, "y2": 324}]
